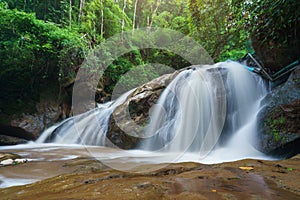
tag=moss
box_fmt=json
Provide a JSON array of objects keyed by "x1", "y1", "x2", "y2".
[
  {"x1": 266, "y1": 115, "x2": 287, "y2": 142},
  {"x1": 279, "y1": 116, "x2": 285, "y2": 124}
]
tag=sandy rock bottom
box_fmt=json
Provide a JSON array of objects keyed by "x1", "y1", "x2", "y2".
[{"x1": 0, "y1": 154, "x2": 300, "y2": 200}]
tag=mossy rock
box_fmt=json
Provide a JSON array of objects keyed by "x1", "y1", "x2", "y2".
[{"x1": 257, "y1": 66, "x2": 300, "y2": 157}]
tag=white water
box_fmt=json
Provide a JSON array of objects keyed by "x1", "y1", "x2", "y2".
[
  {"x1": 135, "y1": 61, "x2": 269, "y2": 162},
  {"x1": 139, "y1": 65, "x2": 226, "y2": 158},
  {"x1": 36, "y1": 90, "x2": 133, "y2": 145},
  {"x1": 33, "y1": 61, "x2": 270, "y2": 164},
  {"x1": 0, "y1": 61, "x2": 275, "y2": 188},
  {"x1": 35, "y1": 61, "x2": 269, "y2": 162}
]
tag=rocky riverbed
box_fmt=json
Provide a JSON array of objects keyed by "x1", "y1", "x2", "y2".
[{"x1": 0, "y1": 148, "x2": 299, "y2": 200}]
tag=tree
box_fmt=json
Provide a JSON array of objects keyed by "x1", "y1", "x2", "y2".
[
  {"x1": 121, "y1": 0, "x2": 127, "y2": 39},
  {"x1": 132, "y1": 0, "x2": 138, "y2": 33},
  {"x1": 189, "y1": 0, "x2": 229, "y2": 60},
  {"x1": 79, "y1": 0, "x2": 86, "y2": 19},
  {"x1": 6, "y1": 0, "x2": 72, "y2": 26},
  {"x1": 0, "y1": 5, "x2": 85, "y2": 114},
  {"x1": 80, "y1": 0, "x2": 131, "y2": 44}
]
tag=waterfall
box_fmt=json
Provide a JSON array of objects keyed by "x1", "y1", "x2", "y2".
[
  {"x1": 37, "y1": 90, "x2": 133, "y2": 145},
  {"x1": 37, "y1": 61, "x2": 268, "y2": 162},
  {"x1": 138, "y1": 61, "x2": 267, "y2": 160},
  {"x1": 139, "y1": 65, "x2": 227, "y2": 159}
]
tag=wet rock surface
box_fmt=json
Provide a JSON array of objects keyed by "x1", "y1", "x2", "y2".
[
  {"x1": 0, "y1": 152, "x2": 21, "y2": 162},
  {"x1": 257, "y1": 66, "x2": 300, "y2": 157},
  {"x1": 107, "y1": 71, "x2": 179, "y2": 149},
  {"x1": 0, "y1": 155, "x2": 300, "y2": 199}
]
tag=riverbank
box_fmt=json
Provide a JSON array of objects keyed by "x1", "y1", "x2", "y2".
[{"x1": 0, "y1": 146, "x2": 299, "y2": 199}]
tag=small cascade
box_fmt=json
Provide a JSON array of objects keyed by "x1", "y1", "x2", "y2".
[
  {"x1": 37, "y1": 90, "x2": 133, "y2": 145},
  {"x1": 37, "y1": 61, "x2": 268, "y2": 162}
]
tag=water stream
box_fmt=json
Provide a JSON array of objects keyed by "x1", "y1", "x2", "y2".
[
  {"x1": 36, "y1": 61, "x2": 269, "y2": 161},
  {"x1": 0, "y1": 61, "x2": 274, "y2": 188}
]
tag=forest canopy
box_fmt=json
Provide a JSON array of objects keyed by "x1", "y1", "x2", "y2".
[{"x1": 0, "y1": 0, "x2": 299, "y2": 115}]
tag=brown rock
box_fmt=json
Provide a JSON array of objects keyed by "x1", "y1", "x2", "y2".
[
  {"x1": 107, "y1": 71, "x2": 180, "y2": 149},
  {"x1": 0, "y1": 155, "x2": 300, "y2": 199}
]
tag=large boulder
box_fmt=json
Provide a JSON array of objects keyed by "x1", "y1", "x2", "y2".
[
  {"x1": 0, "y1": 98, "x2": 71, "y2": 145},
  {"x1": 106, "y1": 71, "x2": 180, "y2": 149},
  {"x1": 257, "y1": 66, "x2": 300, "y2": 157}
]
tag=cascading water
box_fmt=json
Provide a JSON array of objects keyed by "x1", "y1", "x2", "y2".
[
  {"x1": 139, "y1": 65, "x2": 227, "y2": 158},
  {"x1": 36, "y1": 90, "x2": 134, "y2": 146},
  {"x1": 37, "y1": 61, "x2": 269, "y2": 163},
  {"x1": 137, "y1": 61, "x2": 268, "y2": 161}
]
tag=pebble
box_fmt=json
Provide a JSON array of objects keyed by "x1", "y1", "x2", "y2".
[
  {"x1": 0, "y1": 158, "x2": 28, "y2": 166},
  {"x1": 0, "y1": 159, "x2": 14, "y2": 165},
  {"x1": 15, "y1": 159, "x2": 28, "y2": 163}
]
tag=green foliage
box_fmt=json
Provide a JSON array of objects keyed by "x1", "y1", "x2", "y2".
[
  {"x1": 81, "y1": 0, "x2": 131, "y2": 44},
  {"x1": 104, "y1": 51, "x2": 143, "y2": 93},
  {"x1": 114, "y1": 64, "x2": 161, "y2": 95},
  {"x1": 217, "y1": 46, "x2": 247, "y2": 62},
  {"x1": 5, "y1": 0, "x2": 72, "y2": 26},
  {"x1": 152, "y1": 11, "x2": 173, "y2": 28},
  {"x1": 1, "y1": 0, "x2": 298, "y2": 119},
  {"x1": 0, "y1": 6, "x2": 84, "y2": 114},
  {"x1": 237, "y1": 0, "x2": 300, "y2": 69},
  {"x1": 102, "y1": 48, "x2": 177, "y2": 94},
  {"x1": 279, "y1": 116, "x2": 285, "y2": 124},
  {"x1": 243, "y1": 0, "x2": 299, "y2": 46},
  {"x1": 188, "y1": 0, "x2": 248, "y2": 61},
  {"x1": 152, "y1": 12, "x2": 190, "y2": 35},
  {"x1": 171, "y1": 16, "x2": 190, "y2": 35},
  {"x1": 188, "y1": 0, "x2": 299, "y2": 64}
]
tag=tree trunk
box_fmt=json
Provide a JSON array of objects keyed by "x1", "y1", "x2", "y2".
[
  {"x1": 69, "y1": 0, "x2": 72, "y2": 28},
  {"x1": 100, "y1": 0, "x2": 104, "y2": 36},
  {"x1": 132, "y1": 0, "x2": 138, "y2": 34},
  {"x1": 121, "y1": 0, "x2": 127, "y2": 38},
  {"x1": 79, "y1": 0, "x2": 85, "y2": 19},
  {"x1": 148, "y1": 0, "x2": 161, "y2": 32}
]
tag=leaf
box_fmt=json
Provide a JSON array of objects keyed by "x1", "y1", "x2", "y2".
[{"x1": 239, "y1": 166, "x2": 254, "y2": 171}]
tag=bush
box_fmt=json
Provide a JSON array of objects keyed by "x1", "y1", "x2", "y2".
[{"x1": 0, "y1": 5, "x2": 85, "y2": 114}]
